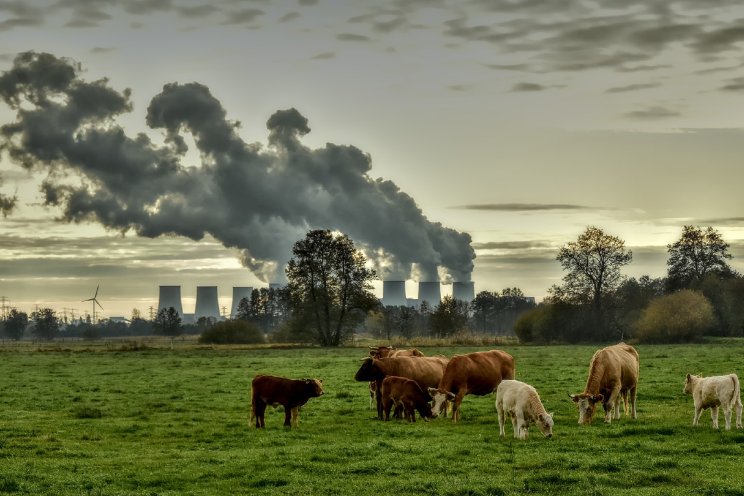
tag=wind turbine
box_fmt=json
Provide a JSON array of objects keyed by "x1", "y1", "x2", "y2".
[{"x1": 82, "y1": 285, "x2": 104, "y2": 324}]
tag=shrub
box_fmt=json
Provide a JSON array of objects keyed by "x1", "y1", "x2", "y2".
[
  {"x1": 198, "y1": 320, "x2": 264, "y2": 344},
  {"x1": 633, "y1": 290, "x2": 715, "y2": 343}
]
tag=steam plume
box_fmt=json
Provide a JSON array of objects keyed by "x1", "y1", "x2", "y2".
[{"x1": 0, "y1": 52, "x2": 475, "y2": 281}]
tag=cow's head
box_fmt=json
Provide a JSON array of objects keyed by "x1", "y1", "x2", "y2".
[
  {"x1": 536, "y1": 412, "x2": 554, "y2": 438},
  {"x1": 428, "y1": 387, "x2": 455, "y2": 418},
  {"x1": 369, "y1": 346, "x2": 394, "y2": 359},
  {"x1": 569, "y1": 393, "x2": 603, "y2": 424},
  {"x1": 354, "y1": 357, "x2": 379, "y2": 381},
  {"x1": 305, "y1": 379, "x2": 324, "y2": 397},
  {"x1": 683, "y1": 373, "x2": 699, "y2": 395}
]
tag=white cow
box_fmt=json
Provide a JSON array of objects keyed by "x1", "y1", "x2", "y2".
[
  {"x1": 496, "y1": 379, "x2": 553, "y2": 440},
  {"x1": 683, "y1": 373, "x2": 743, "y2": 430}
]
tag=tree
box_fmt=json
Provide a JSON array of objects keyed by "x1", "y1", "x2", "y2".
[
  {"x1": 429, "y1": 295, "x2": 470, "y2": 338},
  {"x1": 667, "y1": 225, "x2": 735, "y2": 291},
  {"x1": 382, "y1": 305, "x2": 419, "y2": 339},
  {"x1": 198, "y1": 320, "x2": 264, "y2": 344},
  {"x1": 31, "y1": 307, "x2": 60, "y2": 340},
  {"x1": 236, "y1": 287, "x2": 290, "y2": 333},
  {"x1": 633, "y1": 290, "x2": 715, "y2": 343},
  {"x1": 286, "y1": 229, "x2": 377, "y2": 346},
  {"x1": 553, "y1": 226, "x2": 632, "y2": 312},
  {"x1": 3, "y1": 309, "x2": 28, "y2": 340},
  {"x1": 152, "y1": 307, "x2": 182, "y2": 336},
  {"x1": 470, "y1": 288, "x2": 535, "y2": 335}
]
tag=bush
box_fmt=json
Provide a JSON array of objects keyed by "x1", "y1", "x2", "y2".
[
  {"x1": 633, "y1": 290, "x2": 715, "y2": 343},
  {"x1": 514, "y1": 303, "x2": 598, "y2": 343},
  {"x1": 198, "y1": 320, "x2": 265, "y2": 345}
]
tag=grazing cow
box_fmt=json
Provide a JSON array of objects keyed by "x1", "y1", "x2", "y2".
[
  {"x1": 367, "y1": 347, "x2": 425, "y2": 408},
  {"x1": 250, "y1": 375, "x2": 324, "y2": 428},
  {"x1": 427, "y1": 350, "x2": 515, "y2": 422},
  {"x1": 683, "y1": 373, "x2": 743, "y2": 430},
  {"x1": 354, "y1": 355, "x2": 448, "y2": 419},
  {"x1": 369, "y1": 346, "x2": 424, "y2": 359},
  {"x1": 570, "y1": 343, "x2": 639, "y2": 424},
  {"x1": 381, "y1": 376, "x2": 435, "y2": 422},
  {"x1": 496, "y1": 380, "x2": 553, "y2": 439}
]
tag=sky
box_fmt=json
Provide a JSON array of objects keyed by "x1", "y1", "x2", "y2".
[{"x1": 1, "y1": 0, "x2": 744, "y2": 319}]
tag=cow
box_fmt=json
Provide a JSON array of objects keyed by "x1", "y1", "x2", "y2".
[
  {"x1": 427, "y1": 349, "x2": 515, "y2": 422},
  {"x1": 570, "y1": 342, "x2": 639, "y2": 424},
  {"x1": 367, "y1": 347, "x2": 425, "y2": 408},
  {"x1": 496, "y1": 379, "x2": 553, "y2": 439},
  {"x1": 683, "y1": 373, "x2": 743, "y2": 430},
  {"x1": 354, "y1": 355, "x2": 448, "y2": 419},
  {"x1": 380, "y1": 375, "x2": 435, "y2": 422},
  {"x1": 250, "y1": 374, "x2": 324, "y2": 428},
  {"x1": 369, "y1": 346, "x2": 424, "y2": 359}
]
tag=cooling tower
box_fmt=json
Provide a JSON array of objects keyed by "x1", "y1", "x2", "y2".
[
  {"x1": 452, "y1": 281, "x2": 475, "y2": 303},
  {"x1": 418, "y1": 282, "x2": 441, "y2": 307},
  {"x1": 382, "y1": 280, "x2": 407, "y2": 307},
  {"x1": 194, "y1": 286, "x2": 220, "y2": 321},
  {"x1": 158, "y1": 286, "x2": 183, "y2": 317},
  {"x1": 230, "y1": 286, "x2": 253, "y2": 318}
]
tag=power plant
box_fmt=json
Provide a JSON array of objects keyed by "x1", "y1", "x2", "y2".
[
  {"x1": 194, "y1": 286, "x2": 220, "y2": 321},
  {"x1": 382, "y1": 280, "x2": 407, "y2": 307},
  {"x1": 158, "y1": 286, "x2": 183, "y2": 316},
  {"x1": 418, "y1": 281, "x2": 442, "y2": 307},
  {"x1": 452, "y1": 281, "x2": 475, "y2": 303},
  {"x1": 231, "y1": 286, "x2": 253, "y2": 318}
]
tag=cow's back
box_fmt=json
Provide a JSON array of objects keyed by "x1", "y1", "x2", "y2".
[
  {"x1": 444, "y1": 350, "x2": 515, "y2": 395},
  {"x1": 587, "y1": 343, "x2": 639, "y2": 392},
  {"x1": 382, "y1": 356, "x2": 447, "y2": 388}
]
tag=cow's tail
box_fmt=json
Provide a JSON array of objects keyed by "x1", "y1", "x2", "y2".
[{"x1": 732, "y1": 374, "x2": 741, "y2": 405}]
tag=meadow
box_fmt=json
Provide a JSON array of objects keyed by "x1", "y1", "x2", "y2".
[{"x1": 1, "y1": 340, "x2": 743, "y2": 495}]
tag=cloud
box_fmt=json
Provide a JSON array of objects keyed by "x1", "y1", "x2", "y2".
[
  {"x1": 279, "y1": 12, "x2": 301, "y2": 22},
  {"x1": 719, "y1": 77, "x2": 744, "y2": 92},
  {"x1": 696, "y1": 217, "x2": 744, "y2": 227},
  {"x1": 0, "y1": 52, "x2": 475, "y2": 283},
  {"x1": 176, "y1": 5, "x2": 219, "y2": 19},
  {"x1": 221, "y1": 8, "x2": 264, "y2": 25},
  {"x1": 624, "y1": 105, "x2": 680, "y2": 120},
  {"x1": 605, "y1": 83, "x2": 660, "y2": 93},
  {"x1": 510, "y1": 82, "x2": 546, "y2": 92},
  {"x1": 91, "y1": 47, "x2": 116, "y2": 54},
  {"x1": 336, "y1": 33, "x2": 371, "y2": 42},
  {"x1": 454, "y1": 203, "x2": 592, "y2": 211},
  {"x1": 312, "y1": 51, "x2": 335, "y2": 60},
  {"x1": 472, "y1": 241, "x2": 556, "y2": 250}
]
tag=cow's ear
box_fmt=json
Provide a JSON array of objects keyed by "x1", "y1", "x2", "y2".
[
  {"x1": 592, "y1": 394, "x2": 604, "y2": 403},
  {"x1": 428, "y1": 387, "x2": 437, "y2": 395},
  {"x1": 548, "y1": 412, "x2": 554, "y2": 419},
  {"x1": 686, "y1": 373, "x2": 691, "y2": 381},
  {"x1": 569, "y1": 394, "x2": 580, "y2": 403}
]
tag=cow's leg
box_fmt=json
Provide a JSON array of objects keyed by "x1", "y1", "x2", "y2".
[
  {"x1": 369, "y1": 382, "x2": 375, "y2": 409},
  {"x1": 510, "y1": 412, "x2": 518, "y2": 438},
  {"x1": 452, "y1": 391, "x2": 466, "y2": 423},
  {"x1": 517, "y1": 410, "x2": 529, "y2": 440},
  {"x1": 604, "y1": 387, "x2": 620, "y2": 423},
  {"x1": 383, "y1": 397, "x2": 393, "y2": 421},
  {"x1": 711, "y1": 405, "x2": 719, "y2": 429},
  {"x1": 375, "y1": 380, "x2": 384, "y2": 419},
  {"x1": 497, "y1": 403, "x2": 506, "y2": 437},
  {"x1": 724, "y1": 403, "x2": 732, "y2": 431},
  {"x1": 291, "y1": 407, "x2": 300, "y2": 428},
  {"x1": 630, "y1": 386, "x2": 638, "y2": 419},
  {"x1": 407, "y1": 406, "x2": 416, "y2": 422},
  {"x1": 254, "y1": 400, "x2": 267, "y2": 428},
  {"x1": 736, "y1": 397, "x2": 743, "y2": 429},
  {"x1": 693, "y1": 404, "x2": 703, "y2": 426}
]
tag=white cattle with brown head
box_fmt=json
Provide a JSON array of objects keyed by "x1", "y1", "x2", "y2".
[
  {"x1": 684, "y1": 373, "x2": 743, "y2": 430},
  {"x1": 496, "y1": 379, "x2": 553, "y2": 440},
  {"x1": 570, "y1": 343, "x2": 639, "y2": 424}
]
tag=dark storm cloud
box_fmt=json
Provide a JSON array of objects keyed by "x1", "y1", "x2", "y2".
[
  {"x1": 0, "y1": 192, "x2": 17, "y2": 216},
  {"x1": 455, "y1": 203, "x2": 591, "y2": 211},
  {"x1": 510, "y1": 82, "x2": 545, "y2": 92},
  {"x1": 719, "y1": 77, "x2": 744, "y2": 92},
  {"x1": 624, "y1": 105, "x2": 680, "y2": 120},
  {"x1": 0, "y1": 52, "x2": 475, "y2": 282},
  {"x1": 605, "y1": 83, "x2": 660, "y2": 94}
]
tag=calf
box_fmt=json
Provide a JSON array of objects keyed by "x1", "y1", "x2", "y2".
[
  {"x1": 250, "y1": 374, "x2": 324, "y2": 428},
  {"x1": 381, "y1": 375, "x2": 434, "y2": 422},
  {"x1": 683, "y1": 373, "x2": 743, "y2": 430},
  {"x1": 496, "y1": 380, "x2": 553, "y2": 440}
]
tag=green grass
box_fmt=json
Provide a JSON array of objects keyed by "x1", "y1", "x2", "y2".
[{"x1": 1, "y1": 342, "x2": 744, "y2": 495}]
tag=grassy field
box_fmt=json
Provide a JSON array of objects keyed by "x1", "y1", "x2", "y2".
[{"x1": 1, "y1": 340, "x2": 743, "y2": 495}]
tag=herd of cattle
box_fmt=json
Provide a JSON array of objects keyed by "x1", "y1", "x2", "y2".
[{"x1": 250, "y1": 342, "x2": 743, "y2": 438}]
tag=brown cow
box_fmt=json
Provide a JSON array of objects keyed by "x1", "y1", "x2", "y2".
[
  {"x1": 570, "y1": 343, "x2": 639, "y2": 424},
  {"x1": 428, "y1": 350, "x2": 515, "y2": 422},
  {"x1": 250, "y1": 375, "x2": 324, "y2": 428},
  {"x1": 367, "y1": 347, "x2": 425, "y2": 408},
  {"x1": 381, "y1": 376, "x2": 435, "y2": 422},
  {"x1": 354, "y1": 355, "x2": 448, "y2": 419}
]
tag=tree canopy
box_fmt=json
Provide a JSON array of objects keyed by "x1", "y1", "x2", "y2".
[
  {"x1": 667, "y1": 225, "x2": 734, "y2": 291},
  {"x1": 152, "y1": 307, "x2": 182, "y2": 336},
  {"x1": 286, "y1": 229, "x2": 377, "y2": 346}
]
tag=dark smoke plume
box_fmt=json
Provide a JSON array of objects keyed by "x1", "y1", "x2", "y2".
[{"x1": 0, "y1": 52, "x2": 474, "y2": 282}]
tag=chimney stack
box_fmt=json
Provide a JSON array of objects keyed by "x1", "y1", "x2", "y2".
[
  {"x1": 158, "y1": 286, "x2": 183, "y2": 317},
  {"x1": 231, "y1": 287, "x2": 253, "y2": 318},
  {"x1": 452, "y1": 281, "x2": 475, "y2": 303},
  {"x1": 194, "y1": 286, "x2": 220, "y2": 321},
  {"x1": 382, "y1": 280, "x2": 407, "y2": 307},
  {"x1": 418, "y1": 282, "x2": 441, "y2": 307}
]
